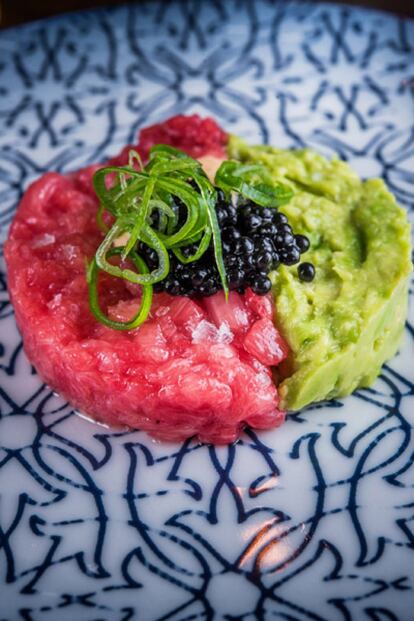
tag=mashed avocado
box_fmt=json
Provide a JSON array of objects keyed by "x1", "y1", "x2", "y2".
[{"x1": 228, "y1": 136, "x2": 412, "y2": 411}]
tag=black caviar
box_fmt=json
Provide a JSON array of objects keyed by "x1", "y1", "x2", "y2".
[
  {"x1": 140, "y1": 189, "x2": 315, "y2": 297},
  {"x1": 298, "y1": 262, "x2": 315, "y2": 282}
]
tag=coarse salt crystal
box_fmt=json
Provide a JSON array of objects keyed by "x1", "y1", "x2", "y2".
[
  {"x1": 32, "y1": 233, "x2": 55, "y2": 248},
  {"x1": 192, "y1": 319, "x2": 233, "y2": 344}
]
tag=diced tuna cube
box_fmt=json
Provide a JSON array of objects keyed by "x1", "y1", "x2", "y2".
[
  {"x1": 244, "y1": 288, "x2": 274, "y2": 320},
  {"x1": 243, "y1": 318, "x2": 289, "y2": 366},
  {"x1": 134, "y1": 321, "x2": 169, "y2": 363},
  {"x1": 203, "y1": 291, "x2": 250, "y2": 334},
  {"x1": 168, "y1": 297, "x2": 206, "y2": 333}
]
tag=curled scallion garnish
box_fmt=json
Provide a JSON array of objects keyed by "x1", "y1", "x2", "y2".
[
  {"x1": 87, "y1": 248, "x2": 153, "y2": 330},
  {"x1": 215, "y1": 161, "x2": 293, "y2": 206},
  {"x1": 88, "y1": 145, "x2": 293, "y2": 330},
  {"x1": 89, "y1": 145, "x2": 227, "y2": 328}
]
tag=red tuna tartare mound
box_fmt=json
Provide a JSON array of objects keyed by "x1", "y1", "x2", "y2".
[{"x1": 5, "y1": 115, "x2": 288, "y2": 444}]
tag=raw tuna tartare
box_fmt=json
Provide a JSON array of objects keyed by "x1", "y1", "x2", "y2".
[{"x1": 5, "y1": 115, "x2": 412, "y2": 443}]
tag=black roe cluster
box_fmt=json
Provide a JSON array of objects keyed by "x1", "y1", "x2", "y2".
[{"x1": 139, "y1": 190, "x2": 315, "y2": 297}]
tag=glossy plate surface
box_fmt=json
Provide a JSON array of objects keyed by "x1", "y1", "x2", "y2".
[{"x1": 0, "y1": 2, "x2": 413, "y2": 619}]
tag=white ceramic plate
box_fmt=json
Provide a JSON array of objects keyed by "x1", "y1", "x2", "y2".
[{"x1": 0, "y1": 2, "x2": 413, "y2": 619}]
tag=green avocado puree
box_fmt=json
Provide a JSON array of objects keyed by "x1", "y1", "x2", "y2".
[{"x1": 228, "y1": 136, "x2": 412, "y2": 411}]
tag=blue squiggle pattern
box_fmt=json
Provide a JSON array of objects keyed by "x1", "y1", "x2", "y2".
[{"x1": 0, "y1": 2, "x2": 413, "y2": 619}]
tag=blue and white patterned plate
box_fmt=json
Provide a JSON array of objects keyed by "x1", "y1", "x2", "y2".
[{"x1": 0, "y1": 2, "x2": 413, "y2": 619}]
